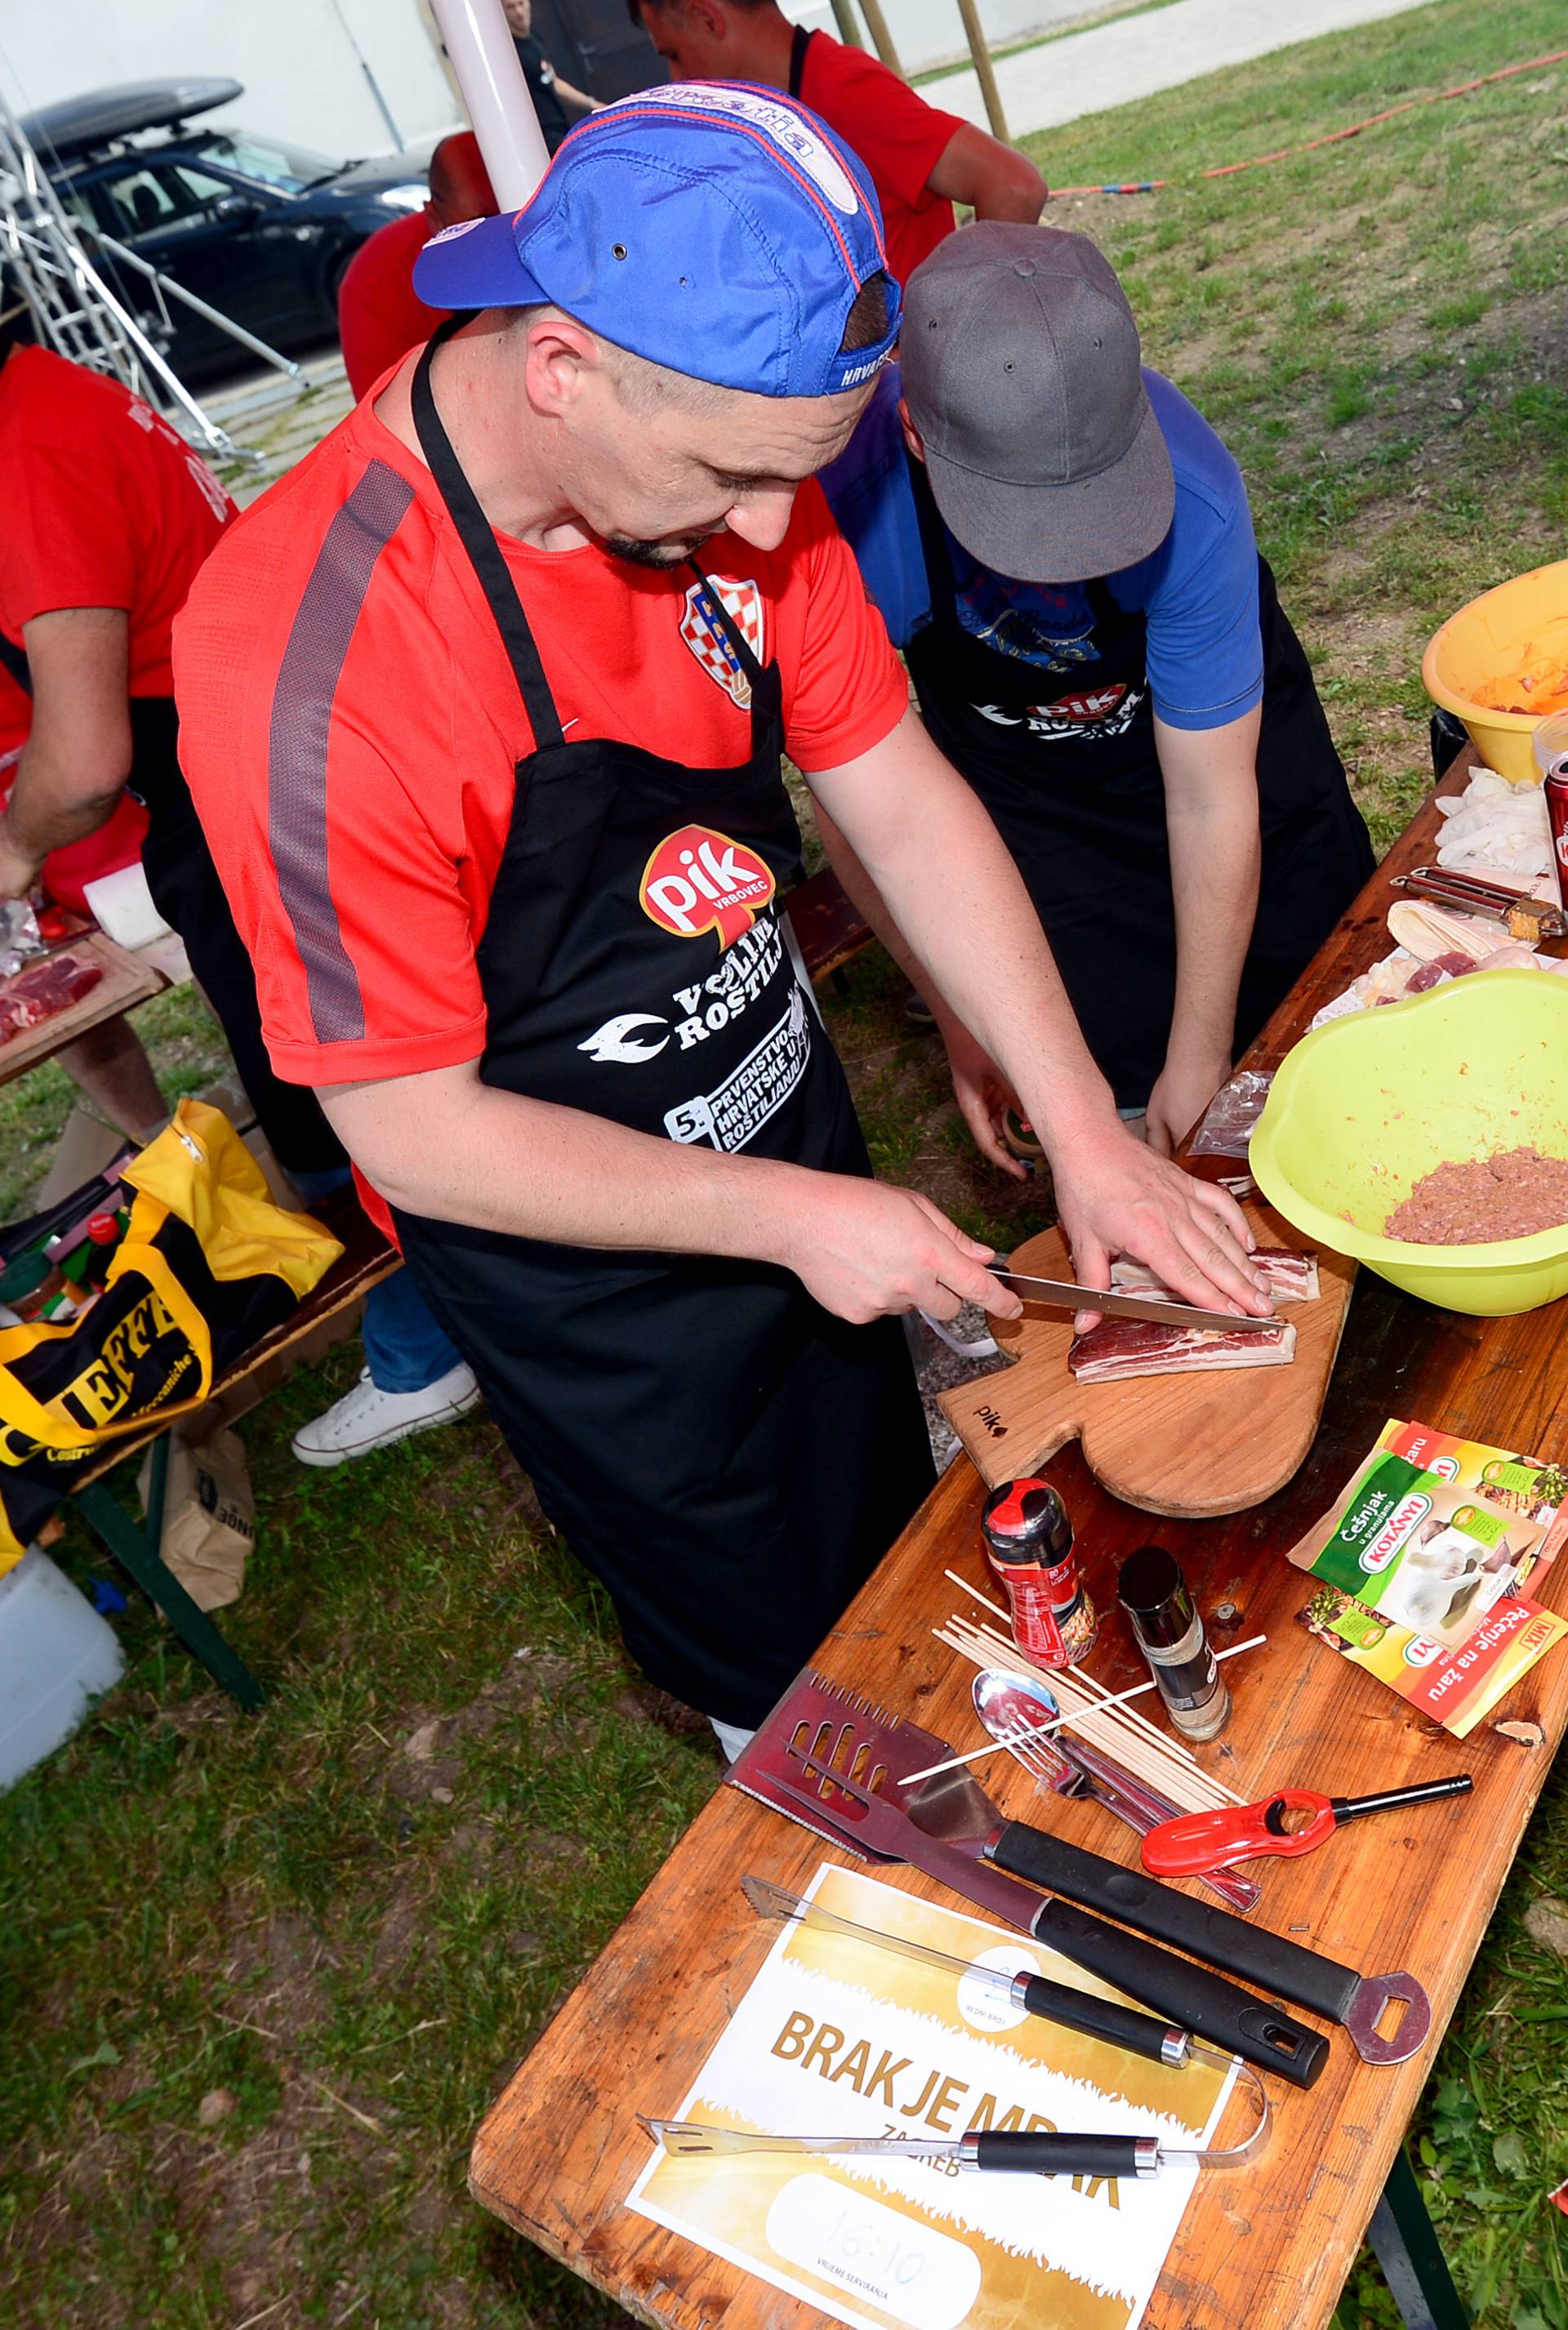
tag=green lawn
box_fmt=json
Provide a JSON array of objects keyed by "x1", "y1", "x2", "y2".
[{"x1": 5, "y1": 4, "x2": 1568, "y2": 2324}]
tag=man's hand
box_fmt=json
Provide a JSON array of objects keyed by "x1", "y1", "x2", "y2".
[
  {"x1": 773, "y1": 1175, "x2": 1025, "y2": 1327},
  {"x1": 1144, "y1": 1044, "x2": 1232, "y2": 1159},
  {"x1": 0, "y1": 817, "x2": 43, "y2": 902},
  {"x1": 1051, "y1": 1121, "x2": 1267, "y2": 1330},
  {"x1": 941, "y1": 1017, "x2": 1028, "y2": 1181}
]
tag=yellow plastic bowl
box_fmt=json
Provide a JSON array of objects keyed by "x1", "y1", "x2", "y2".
[
  {"x1": 1250, "y1": 969, "x2": 1568, "y2": 1316},
  {"x1": 1422, "y1": 557, "x2": 1568, "y2": 786}
]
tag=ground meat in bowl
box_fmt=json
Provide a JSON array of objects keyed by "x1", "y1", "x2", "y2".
[{"x1": 1385, "y1": 1146, "x2": 1568, "y2": 1245}]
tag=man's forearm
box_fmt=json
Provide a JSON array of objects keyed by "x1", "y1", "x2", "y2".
[
  {"x1": 1157, "y1": 714, "x2": 1262, "y2": 1063},
  {"x1": 326, "y1": 1070, "x2": 808, "y2": 1259},
  {"x1": 811, "y1": 713, "x2": 1117, "y2": 1150},
  {"x1": 3, "y1": 740, "x2": 124, "y2": 861},
  {"x1": 320, "y1": 1061, "x2": 1018, "y2": 1330}
]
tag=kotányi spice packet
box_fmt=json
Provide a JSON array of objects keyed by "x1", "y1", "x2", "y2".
[{"x1": 1288, "y1": 1418, "x2": 1568, "y2": 1738}]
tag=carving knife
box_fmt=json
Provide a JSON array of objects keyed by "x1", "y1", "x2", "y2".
[{"x1": 987, "y1": 1264, "x2": 1279, "y2": 1334}]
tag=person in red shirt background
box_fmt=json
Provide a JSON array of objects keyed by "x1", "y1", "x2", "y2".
[
  {"x1": 0, "y1": 325, "x2": 479, "y2": 1463},
  {"x1": 630, "y1": 0, "x2": 1047, "y2": 286},
  {"x1": 336, "y1": 131, "x2": 498, "y2": 403}
]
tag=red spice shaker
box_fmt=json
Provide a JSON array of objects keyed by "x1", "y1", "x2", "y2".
[{"x1": 981, "y1": 1478, "x2": 1098, "y2": 1668}]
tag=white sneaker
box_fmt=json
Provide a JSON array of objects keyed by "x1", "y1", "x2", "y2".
[{"x1": 291, "y1": 1362, "x2": 481, "y2": 1467}]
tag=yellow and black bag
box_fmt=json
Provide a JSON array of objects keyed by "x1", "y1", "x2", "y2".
[{"x1": 0, "y1": 1101, "x2": 342, "y2": 1573}]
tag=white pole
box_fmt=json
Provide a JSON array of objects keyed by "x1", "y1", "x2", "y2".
[{"x1": 426, "y1": 0, "x2": 551, "y2": 210}]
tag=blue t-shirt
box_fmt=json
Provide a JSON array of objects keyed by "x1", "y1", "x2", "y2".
[{"x1": 819, "y1": 365, "x2": 1264, "y2": 733}]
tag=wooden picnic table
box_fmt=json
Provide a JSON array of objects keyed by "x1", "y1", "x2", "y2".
[{"x1": 470, "y1": 746, "x2": 1566, "y2": 2330}]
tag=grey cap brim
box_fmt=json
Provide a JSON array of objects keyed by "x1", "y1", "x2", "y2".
[{"x1": 921, "y1": 392, "x2": 1175, "y2": 584}]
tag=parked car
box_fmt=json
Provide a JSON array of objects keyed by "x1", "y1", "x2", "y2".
[{"x1": 22, "y1": 79, "x2": 433, "y2": 380}]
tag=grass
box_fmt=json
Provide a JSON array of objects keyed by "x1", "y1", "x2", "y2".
[{"x1": 5, "y1": 2, "x2": 1568, "y2": 2323}]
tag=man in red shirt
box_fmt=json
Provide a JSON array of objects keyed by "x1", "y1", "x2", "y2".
[
  {"x1": 175, "y1": 91, "x2": 1264, "y2": 1749},
  {"x1": 0, "y1": 331, "x2": 338, "y2": 1172},
  {"x1": 337, "y1": 132, "x2": 498, "y2": 402},
  {"x1": 631, "y1": 0, "x2": 1046, "y2": 286}
]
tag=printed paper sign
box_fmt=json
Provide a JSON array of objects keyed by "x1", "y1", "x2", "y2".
[{"x1": 627, "y1": 1864, "x2": 1236, "y2": 2330}]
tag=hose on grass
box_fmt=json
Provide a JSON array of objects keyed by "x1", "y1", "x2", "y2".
[{"x1": 1048, "y1": 44, "x2": 1568, "y2": 198}]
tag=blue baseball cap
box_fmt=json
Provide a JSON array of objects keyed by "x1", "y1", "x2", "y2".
[{"x1": 413, "y1": 82, "x2": 900, "y2": 399}]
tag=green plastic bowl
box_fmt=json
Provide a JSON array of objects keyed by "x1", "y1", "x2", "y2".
[{"x1": 1250, "y1": 969, "x2": 1568, "y2": 1316}]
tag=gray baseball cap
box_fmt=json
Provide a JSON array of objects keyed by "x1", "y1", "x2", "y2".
[{"x1": 900, "y1": 222, "x2": 1174, "y2": 584}]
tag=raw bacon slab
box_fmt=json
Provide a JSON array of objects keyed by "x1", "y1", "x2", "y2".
[
  {"x1": 1070, "y1": 1316, "x2": 1298, "y2": 1384},
  {"x1": 1108, "y1": 1249, "x2": 1320, "y2": 1304},
  {"x1": 0, "y1": 954, "x2": 103, "y2": 1045}
]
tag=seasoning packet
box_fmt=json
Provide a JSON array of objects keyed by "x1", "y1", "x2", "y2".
[
  {"x1": 1297, "y1": 1586, "x2": 1567, "y2": 1740},
  {"x1": 1288, "y1": 1419, "x2": 1568, "y2": 1735}
]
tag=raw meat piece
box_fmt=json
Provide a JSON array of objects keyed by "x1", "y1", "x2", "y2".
[
  {"x1": 1069, "y1": 1316, "x2": 1297, "y2": 1383},
  {"x1": 1384, "y1": 1147, "x2": 1568, "y2": 1245},
  {"x1": 1109, "y1": 1249, "x2": 1319, "y2": 1303},
  {"x1": 0, "y1": 953, "x2": 102, "y2": 1045},
  {"x1": 1405, "y1": 952, "x2": 1476, "y2": 992}
]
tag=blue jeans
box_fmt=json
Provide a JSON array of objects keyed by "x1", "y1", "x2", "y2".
[{"x1": 291, "y1": 1169, "x2": 466, "y2": 1395}]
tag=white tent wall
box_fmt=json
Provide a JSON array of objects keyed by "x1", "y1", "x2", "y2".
[
  {"x1": 3, "y1": 0, "x2": 1113, "y2": 155},
  {"x1": 0, "y1": 0, "x2": 461, "y2": 160},
  {"x1": 780, "y1": 0, "x2": 1103, "y2": 78}
]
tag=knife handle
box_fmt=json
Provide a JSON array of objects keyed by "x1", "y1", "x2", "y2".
[
  {"x1": 994, "y1": 1824, "x2": 1361, "y2": 2026},
  {"x1": 1030, "y1": 1898, "x2": 1330, "y2": 2087},
  {"x1": 1019, "y1": 1973, "x2": 1183, "y2": 2064},
  {"x1": 972, "y1": 2131, "x2": 1143, "y2": 2177}
]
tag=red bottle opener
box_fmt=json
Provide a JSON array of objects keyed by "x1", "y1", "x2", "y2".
[{"x1": 1141, "y1": 1775, "x2": 1473, "y2": 1877}]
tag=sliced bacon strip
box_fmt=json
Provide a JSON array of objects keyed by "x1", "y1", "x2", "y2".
[{"x1": 1069, "y1": 1316, "x2": 1298, "y2": 1383}]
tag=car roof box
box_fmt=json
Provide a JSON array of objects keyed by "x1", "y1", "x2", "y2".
[{"x1": 20, "y1": 78, "x2": 243, "y2": 163}]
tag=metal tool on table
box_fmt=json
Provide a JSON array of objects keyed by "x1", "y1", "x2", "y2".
[
  {"x1": 746, "y1": 1873, "x2": 1243, "y2": 2073},
  {"x1": 985, "y1": 1264, "x2": 1278, "y2": 1334},
  {"x1": 643, "y1": 2102, "x2": 1267, "y2": 2180},
  {"x1": 972, "y1": 1668, "x2": 1263, "y2": 1914},
  {"x1": 1141, "y1": 1775, "x2": 1474, "y2": 1878},
  {"x1": 731, "y1": 1679, "x2": 1331, "y2": 2088},
  {"x1": 732, "y1": 1672, "x2": 1434, "y2": 2073},
  {"x1": 1388, "y1": 866, "x2": 1567, "y2": 942}
]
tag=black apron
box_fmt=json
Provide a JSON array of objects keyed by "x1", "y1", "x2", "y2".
[
  {"x1": 0, "y1": 635, "x2": 345, "y2": 1174},
  {"x1": 902, "y1": 463, "x2": 1374, "y2": 1109},
  {"x1": 390, "y1": 326, "x2": 933, "y2": 1728}
]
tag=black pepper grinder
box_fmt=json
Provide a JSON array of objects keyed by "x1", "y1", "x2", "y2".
[{"x1": 1117, "y1": 1545, "x2": 1231, "y2": 1742}]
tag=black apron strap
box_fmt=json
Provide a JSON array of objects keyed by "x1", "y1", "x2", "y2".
[
  {"x1": 0, "y1": 629, "x2": 31, "y2": 697},
  {"x1": 410, "y1": 320, "x2": 565, "y2": 751},
  {"x1": 789, "y1": 22, "x2": 811, "y2": 97}
]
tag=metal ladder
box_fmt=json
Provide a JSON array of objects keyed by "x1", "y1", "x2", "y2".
[{"x1": 0, "y1": 83, "x2": 300, "y2": 464}]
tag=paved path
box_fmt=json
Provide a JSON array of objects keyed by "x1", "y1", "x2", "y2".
[{"x1": 924, "y1": 0, "x2": 1440, "y2": 141}]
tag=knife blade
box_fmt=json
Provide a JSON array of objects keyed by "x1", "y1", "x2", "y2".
[{"x1": 987, "y1": 1265, "x2": 1278, "y2": 1334}]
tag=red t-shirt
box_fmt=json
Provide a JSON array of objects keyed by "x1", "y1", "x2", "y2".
[
  {"x1": 336, "y1": 210, "x2": 450, "y2": 404},
  {"x1": 0, "y1": 344, "x2": 233, "y2": 693},
  {"x1": 796, "y1": 31, "x2": 964, "y2": 289},
  {"x1": 0, "y1": 343, "x2": 234, "y2": 908},
  {"x1": 173, "y1": 385, "x2": 909, "y2": 1227}
]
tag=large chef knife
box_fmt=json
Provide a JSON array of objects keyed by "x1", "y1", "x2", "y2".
[{"x1": 987, "y1": 1264, "x2": 1279, "y2": 1334}]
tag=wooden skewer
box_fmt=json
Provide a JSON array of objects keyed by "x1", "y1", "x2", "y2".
[
  {"x1": 902, "y1": 1636, "x2": 1266, "y2": 1784},
  {"x1": 933, "y1": 1615, "x2": 1245, "y2": 1809},
  {"x1": 943, "y1": 1573, "x2": 1223, "y2": 1782},
  {"x1": 942, "y1": 1619, "x2": 1241, "y2": 1807}
]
